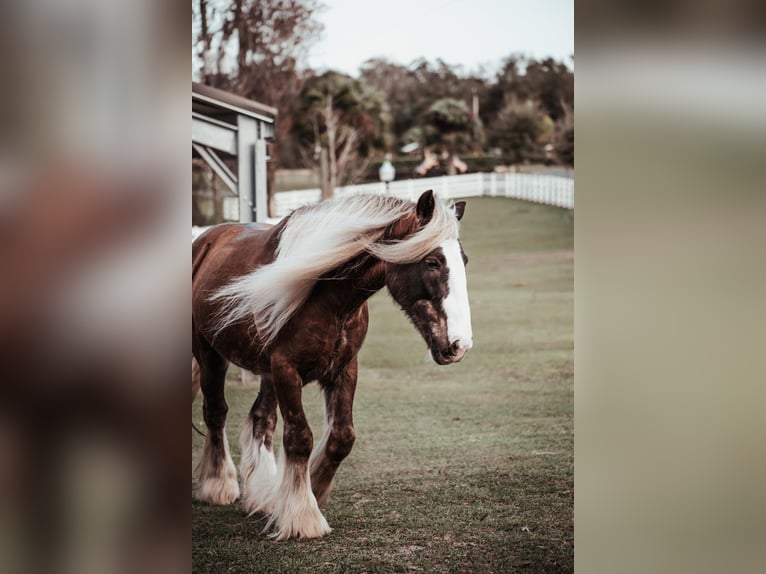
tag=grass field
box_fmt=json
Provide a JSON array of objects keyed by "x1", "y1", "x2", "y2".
[{"x1": 193, "y1": 197, "x2": 573, "y2": 573}]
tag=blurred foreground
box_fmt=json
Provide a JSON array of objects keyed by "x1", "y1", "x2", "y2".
[
  {"x1": 0, "y1": 2, "x2": 188, "y2": 573},
  {"x1": 576, "y1": 2, "x2": 766, "y2": 573}
]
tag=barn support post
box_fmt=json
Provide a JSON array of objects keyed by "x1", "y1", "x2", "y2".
[
  {"x1": 237, "y1": 115, "x2": 257, "y2": 222},
  {"x1": 254, "y1": 138, "x2": 268, "y2": 223}
]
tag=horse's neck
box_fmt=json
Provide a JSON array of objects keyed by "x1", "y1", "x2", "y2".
[
  {"x1": 329, "y1": 216, "x2": 417, "y2": 306},
  {"x1": 312, "y1": 216, "x2": 415, "y2": 319},
  {"x1": 315, "y1": 255, "x2": 386, "y2": 320}
]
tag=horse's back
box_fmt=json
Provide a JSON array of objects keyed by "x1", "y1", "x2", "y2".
[
  {"x1": 193, "y1": 222, "x2": 277, "y2": 279},
  {"x1": 192, "y1": 222, "x2": 278, "y2": 338},
  {"x1": 193, "y1": 222, "x2": 273, "y2": 262}
]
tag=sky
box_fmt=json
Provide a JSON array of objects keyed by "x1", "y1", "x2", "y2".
[{"x1": 306, "y1": 0, "x2": 574, "y2": 76}]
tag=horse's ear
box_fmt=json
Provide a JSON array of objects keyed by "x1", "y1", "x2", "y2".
[
  {"x1": 454, "y1": 201, "x2": 466, "y2": 221},
  {"x1": 416, "y1": 190, "x2": 435, "y2": 223}
]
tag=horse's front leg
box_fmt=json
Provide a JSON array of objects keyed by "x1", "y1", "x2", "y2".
[
  {"x1": 310, "y1": 357, "x2": 358, "y2": 508},
  {"x1": 262, "y1": 356, "x2": 331, "y2": 540}
]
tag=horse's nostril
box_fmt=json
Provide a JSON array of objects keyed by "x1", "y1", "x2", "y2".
[{"x1": 450, "y1": 341, "x2": 461, "y2": 355}]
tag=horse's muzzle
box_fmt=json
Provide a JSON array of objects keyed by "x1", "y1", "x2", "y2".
[{"x1": 432, "y1": 340, "x2": 470, "y2": 365}]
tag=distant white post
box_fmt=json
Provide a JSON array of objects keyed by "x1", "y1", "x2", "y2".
[{"x1": 378, "y1": 153, "x2": 396, "y2": 194}]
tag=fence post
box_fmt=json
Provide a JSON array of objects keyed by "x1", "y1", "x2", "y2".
[{"x1": 490, "y1": 172, "x2": 497, "y2": 197}]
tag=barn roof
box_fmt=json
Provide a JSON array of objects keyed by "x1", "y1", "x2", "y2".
[{"x1": 192, "y1": 82, "x2": 277, "y2": 126}]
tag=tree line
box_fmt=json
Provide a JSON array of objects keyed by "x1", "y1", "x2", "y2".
[{"x1": 193, "y1": 0, "x2": 573, "y2": 218}]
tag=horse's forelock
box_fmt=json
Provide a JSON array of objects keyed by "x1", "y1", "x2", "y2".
[{"x1": 367, "y1": 197, "x2": 460, "y2": 264}]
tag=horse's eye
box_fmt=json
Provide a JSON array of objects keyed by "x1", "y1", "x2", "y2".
[{"x1": 425, "y1": 258, "x2": 441, "y2": 270}]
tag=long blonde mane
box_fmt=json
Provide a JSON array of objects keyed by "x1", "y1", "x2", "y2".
[{"x1": 210, "y1": 193, "x2": 460, "y2": 346}]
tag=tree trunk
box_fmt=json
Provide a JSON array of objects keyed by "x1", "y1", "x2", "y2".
[
  {"x1": 324, "y1": 96, "x2": 338, "y2": 198},
  {"x1": 319, "y1": 148, "x2": 331, "y2": 200},
  {"x1": 334, "y1": 125, "x2": 355, "y2": 186},
  {"x1": 198, "y1": 0, "x2": 209, "y2": 80},
  {"x1": 234, "y1": 0, "x2": 246, "y2": 75}
]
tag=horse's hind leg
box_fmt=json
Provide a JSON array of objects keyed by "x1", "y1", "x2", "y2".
[
  {"x1": 239, "y1": 374, "x2": 278, "y2": 514},
  {"x1": 193, "y1": 339, "x2": 240, "y2": 505}
]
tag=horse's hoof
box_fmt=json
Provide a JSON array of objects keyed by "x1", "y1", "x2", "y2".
[
  {"x1": 267, "y1": 511, "x2": 332, "y2": 540},
  {"x1": 195, "y1": 466, "x2": 240, "y2": 505}
]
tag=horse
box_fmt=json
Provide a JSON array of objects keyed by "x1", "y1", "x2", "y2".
[{"x1": 192, "y1": 189, "x2": 473, "y2": 540}]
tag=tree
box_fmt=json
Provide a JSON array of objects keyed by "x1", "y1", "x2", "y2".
[
  {"x1": 478, "y1": 53, "x2": 575, "y2": 166},
  {"x1": 522, "y1": 57, "x2": 573, "y2": 122},
  {"x1": 293, "y1": 71, "x2": 389, "y2": 197},
  {"x1": 360, "y1": 58, "x2": 489, "y2": 150},
  {"x1": 490, "y1": 98, "x2": 552, "y2": 165},
  {"x1": 423, "y1": 98, "x2": 484, "y2": 175},
  {"x1": 484, "y1": 54, "x2": 573, "y2": 123},
  {"x1": 554, "y1": 103, "x2": 574, "y2": 166},
  {"x1": 482, "y1": 54, "x2": 527, "y2": 124},
  {"x1": 192, "y1": 0, "x2": 324, "y2": 215}
]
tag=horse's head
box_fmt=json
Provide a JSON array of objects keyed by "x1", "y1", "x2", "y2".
[{"x1": 385, "y1": 191, "x2": 473, "y2": 365}]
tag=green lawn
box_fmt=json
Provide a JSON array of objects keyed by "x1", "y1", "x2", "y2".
[{"x1": 193, "y1": 197, "x2": 573, "y2": 573}]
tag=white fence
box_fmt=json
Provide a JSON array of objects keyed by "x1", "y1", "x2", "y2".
[{"x1": 274, "y1": 172, "x2": 573, "y2": 217}]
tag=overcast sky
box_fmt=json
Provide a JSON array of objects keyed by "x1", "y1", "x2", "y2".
[{"x1": 307, "y1": 0, "x2": 574, "y2": 76}]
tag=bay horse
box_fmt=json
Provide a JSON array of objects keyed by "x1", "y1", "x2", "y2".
[{"x1": 192, "y1": 190, "x2": 472, "y2": 540}]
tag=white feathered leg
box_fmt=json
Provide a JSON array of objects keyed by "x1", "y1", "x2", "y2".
[
  {"x1": 239, "y1": 417, "x2": 278, "y2": 515},
  {"x1": 195, "y1": 427, "x2": 239, "y2": 505},
  {"x1": 260, "y1": 453, "x2": 331, "y2": 540}
]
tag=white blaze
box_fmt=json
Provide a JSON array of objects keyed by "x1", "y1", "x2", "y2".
[{"x1": 440, "y1": 239, "x2": 473, "y2": 350}]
